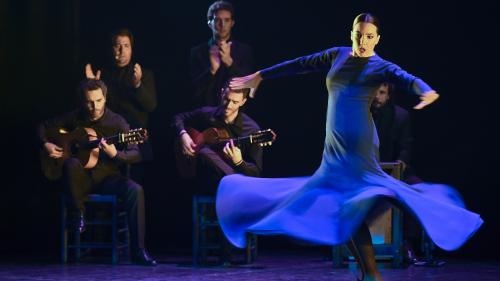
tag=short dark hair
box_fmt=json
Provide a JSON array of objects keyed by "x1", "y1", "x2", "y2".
[
  {"x1": 382, "y1": 82, "x2": 395, "y2": 95},
  {"x1": 79, "y1": 79, "x2": 108, "y2": 100},
  {"x1": 111, "y1": 28, "x2": 134, "y2": 47},
  {"x1": 221, "y1": 81, "x2": 250, "y2": 99},
  {"x1": 353, "y1": 13, "x2": 381, "y2": 34},
  {"x1": 207, "y1": 1, "x2": 235, "y2": 21}
]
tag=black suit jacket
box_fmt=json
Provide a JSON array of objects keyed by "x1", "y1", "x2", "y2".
[
  {"x1": 189, "y1": 39, "x2": 254, "y2": 107},
  {"x1": 372, "y1": 103, "x2": 413, "y2": 164}
]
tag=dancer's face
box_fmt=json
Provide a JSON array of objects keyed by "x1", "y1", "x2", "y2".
[
  {"x1": 372, "y1": 83, "x2": 390, "y2": 109},
  {"x1": 351, "y1": 22, "x2": 380, "y2": 57}
]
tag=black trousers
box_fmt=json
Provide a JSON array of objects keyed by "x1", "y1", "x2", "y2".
[
  {"x1": 62, "y1": 158, "x2": 146, "y2": 251},
  {"x1": 195, "y1": 147, "x2": 236, "y2": 195}
]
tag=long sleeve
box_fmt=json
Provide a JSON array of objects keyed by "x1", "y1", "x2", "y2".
[
  {"x1": 384, "y1": 62, "x2": 433, "y2": 96},
  {"x1": 100, "y1": 65, "x2": 157, "y2": 128},
  {"x1": 37, "y1": 110, "x2": 80, "y2": 148},
  {"x1": 189, "y1": 45, "x2": 214, "y2": 105},
  {"x1": 260, "y1": 47, "x2": 340, "y2": 79},
  {"x1": 233, "y1": 114, "x2": 263, "y2": 177},
  {"x1": 133, "y1": 69, "x2": 157, "y2": 112},
  {"x1": 190, "y1": 41, "x2": 254, "y2": 106},
  {"x1": 171, "y1": 107, "x2": 215, "y2": 135},
  {"x1": 112, "y1": 114, "x2": 141, "y2": 164},
  {"x1": 235, "y1": 142, "x2": 262, "y2": 177},
  {"x1": 227, "y1": 43, "x2": 254, "y2": 80}
]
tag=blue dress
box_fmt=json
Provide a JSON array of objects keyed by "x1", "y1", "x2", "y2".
[{"x1": 216, "y1": 47, "x2": 483, "y2": 251}]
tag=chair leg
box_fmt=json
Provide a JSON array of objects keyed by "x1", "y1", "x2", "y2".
[
  {"x1": 245, "y1": 234, "x2": 252, "y2": 264},
  {"x1": 74, "y1": 229, "x2": 81, "y2": 262},
  {"x1": 200, "y1": 203, "x2": 208, "y2": 264},
  {"x1": 111, "y1": 198, "x2": 118, "y2": 265},
  {"x1": 192, "y1": 196, "x2": 200, "y2": 266},
  {"x1": 60, "y1": 196, "x2": 68, "y2": 263}
]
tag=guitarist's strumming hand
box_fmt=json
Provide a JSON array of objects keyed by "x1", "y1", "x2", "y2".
[
  {"x1": 44, "y1": 142, "x2": 63, "y2": 159},
  {"x1": 99, "y1": 138, "x2": 118, "y2": 158},
  {"x1": 180, "y1": 132, "x2": 197, "y2": 157},
  {"x1": 223, "y1": 139, "x2": 243, "y2": 166}
]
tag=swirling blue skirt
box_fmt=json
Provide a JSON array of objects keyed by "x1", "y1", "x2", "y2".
[{"x1": 216, "y1": 170, "x2": 483, "y2": 251}]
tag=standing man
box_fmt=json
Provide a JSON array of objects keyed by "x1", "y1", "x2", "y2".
[
  {"x1": 38, "y1": 79, "x2": 157, "y2": 266},
  {"x1": 190, "y1": 1, "x2": 254, "y2": 107},
  {"x1": 86, "y1": 28, "x2": 157, "y2": 182}
]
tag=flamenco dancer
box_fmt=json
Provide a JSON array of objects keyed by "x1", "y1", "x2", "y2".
[{"x1": 216, "y1": 13, "x2": 483, "y2": 281}]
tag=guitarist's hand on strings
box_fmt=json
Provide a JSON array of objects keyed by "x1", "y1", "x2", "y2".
[
  {"x1": 44, "y1": 142, "x2": 63, "y2": 159},
  {"x1": 99, "y1": 138, "x2": 118, "y2": 158},
  {"x1": 180, "y1": 132, "x2": 197, "y2": 157},
  {"x1": 223, "y1": 139, "x2": 243, "y2": 166}
]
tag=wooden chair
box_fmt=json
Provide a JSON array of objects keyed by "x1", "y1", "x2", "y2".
[
  {"x1": 192, "y1": 195, "x2": 257, "y2": 266},
  {"x1": 332, "y1": 162, "x2": 404, "y2": 268},
  {"x1": 60, "y1": 194, "x2": 130, "y2": 264}
]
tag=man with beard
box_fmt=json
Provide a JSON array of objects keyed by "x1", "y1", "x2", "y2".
[{"x1": 38, "y1": 79, "x2": 156, "y2": 266}]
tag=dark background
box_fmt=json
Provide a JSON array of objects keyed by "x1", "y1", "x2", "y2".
[{"x1": 2, "y1": 0, "x2": 498, "y2": 260}]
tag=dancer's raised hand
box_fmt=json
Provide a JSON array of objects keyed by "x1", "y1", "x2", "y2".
[
  {"x1": 414, "y1": 91, "x2": 439, "y2": 110},
  {"x1": 229, "y1": 71, "x2": 263, "y2": 98}
]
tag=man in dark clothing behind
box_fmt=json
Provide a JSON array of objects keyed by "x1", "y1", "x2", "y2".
[
  {"x1": 371, "y1": 82, "x2": 422, "y2": 184},
  {"x1": 85, "y1": 29, "x2": 157, "y2": 183},
  {"x1": 38, "y1": 79, "x2": 156, "y2": 266},
  {"x1": 190, "y1": 1, "x2": 254, "y2": 107},
  {"x1": 371, "y1": 82, "x2": 444, "y2": 267}
]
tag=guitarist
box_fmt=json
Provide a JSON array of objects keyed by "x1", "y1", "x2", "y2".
[
  {"x1": 37, "y1": 79, "x2": 156, "y2": 266},
  {"x1": 172, "y1": 83, "x2": 263, "y2": 193},
  {"x1": 172, "y1": 82, "x2": 262, "y2": 264}
]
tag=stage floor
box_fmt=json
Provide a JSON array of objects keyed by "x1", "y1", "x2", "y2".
[{"x1": 1, "y1": 253, "x2": 498, "y2": 281}]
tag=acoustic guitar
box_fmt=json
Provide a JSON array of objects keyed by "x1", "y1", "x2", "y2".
[
  {"x1": 40, "y1": 127, "x2": 148, "y2": 180},
  {"x1": 174, "y1": 127, "x2": 276, "y2": 179}
]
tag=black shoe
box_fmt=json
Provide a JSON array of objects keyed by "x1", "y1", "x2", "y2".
[
  {"x1": 131, "y1": 249, "x2": 157, "y2": 266},
  {"x1": 414, "y1": 258, "x2": 446, "y2": 267},
  {"x1": 402, "y1": 250, "x2": 420, "y2": 266}
]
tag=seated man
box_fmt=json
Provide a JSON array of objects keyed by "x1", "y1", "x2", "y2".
[
  {"x1": 38, "y1": 79, "x2": 156, "y2": 266},
  {"x1": 371, "y1": 82, "x2": 422, "y2": 184},
  {"x1": 371, "y1": 82, "x2": 443, "y2": 266},
  {"x1": 172, "y1": 83, "x2": 262, "y2": 264},
  {"x1": 172, "y1": 83, "x2": 262, "y2": 193}
]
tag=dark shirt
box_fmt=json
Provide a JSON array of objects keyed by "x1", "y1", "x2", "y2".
[
  {"x1": 371, "y1": 103, "x2": 413, "y2": 165},
  {"x1": 38, "y1": 108, "x2": 141, "y2": 183},
  {"x1": 101, "y1": 63, "x2": 157, "y2": 129},
  {"x1": 190, "y1": 39, "x2": 254, "y2": 107},
  {"x1": 172, "y1": 106, "x2": 262, "y2": 176}
]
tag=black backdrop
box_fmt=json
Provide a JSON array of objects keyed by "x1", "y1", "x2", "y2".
[{"x1": 2, "y1": 0, "x2": 499, "y2": 260}]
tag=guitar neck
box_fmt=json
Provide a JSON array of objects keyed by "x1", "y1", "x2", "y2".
[
  {"x1": 86, "y1": 134, "x2": 121, "y2": 148},
  {"x1": 231, "y1": 135, "x2": 253, "y2": 146}
]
